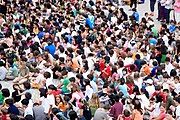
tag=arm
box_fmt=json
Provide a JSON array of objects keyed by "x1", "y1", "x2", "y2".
[{"x1": 132, "y1": 110, "x2": 135, "y2": 120}]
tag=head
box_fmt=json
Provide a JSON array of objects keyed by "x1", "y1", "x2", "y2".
[
  {"x1": 134, "y1": 99, "x2": 141, "y2": 110},
  {"x1": 160, "y1": 103, "x2": 166, "y2": 113},
  {"x1": 163, "y1": 89, "x2": 170, "y2": 96},
  {"x1": 55, "y1": 95, "x2": 63, "y2": 105},
  {"x1": 21, "y1": 99, "x2": 29, "y2": 108},
  {"x1": 2, "y1": 88, "x2": 10, "y2": 98}
]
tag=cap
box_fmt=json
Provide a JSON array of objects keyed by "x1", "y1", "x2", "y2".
[{"x1": 146, "y1": 79, "x2": 153, "y2": 84}]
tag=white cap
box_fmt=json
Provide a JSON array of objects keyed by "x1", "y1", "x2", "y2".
[{"x1": 146, "y1": 79, "x2": 153, "y2": 84}]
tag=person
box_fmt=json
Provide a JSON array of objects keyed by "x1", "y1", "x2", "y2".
[
  {"x1": 55, "y1": 95, "x2": 67, "y2": 112},
  {"x1": 174, "y1": 96, "x2": 180, "y2": 120},
  {"x1": 117, "y1": 109, "x2": 132, "y2": 120},
  {"x1": 0, "y1": 61, "x2": 7, "y2": 81},
  {"x1": 89, "y1": 93, "x2": 100, "y2": 117},
  {"x1": 21, "y1": 98, "x2": 33, "y2": 117},
  {"x1": 163, "y1": 89, "x2": 175, "y2": 111},
  {"x1": 45, "y1": 39, "x2": 56, "y2": 57},
  {"x1": 174, "y1": 0, "x2": 180, "y2": 22},
  {"x1": 109, "y1": 95, "x2": 123, "y2": 120},
  {"x1": 93, "y1": 104, "x2": 111, "y2": 120},
  {"x1": 152, "y1": 103, "x2": 166, "y2": 120},
  {"x1": 13, "y1": 59, "x2": 29, "y2": 84},
  {"x1": 5, "y1": 98, "x2": 20, "y2": 115},
  {"x1": 32, "y1": 102, "x2": 47, "y2": 120},
  {"x1": 132, "y1": 99, "x2": 143, "y2": 120},
  {"x1": 0, "y1": 0, "x2": 179, "y2": 119},
  {"x1": 132, "y1": 8, "x2": 139, "y2": 22}
]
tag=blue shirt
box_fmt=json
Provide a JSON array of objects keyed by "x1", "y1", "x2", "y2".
[
  {"x1": 169, "y1": 25, "x2": 176, "y2": 33},
  {"x1": 8, "y1": 104, "x2": 20, "y2": 115},
  {"x1": 37, "y1": 31, "x2": 45, "y2": 39},
  {"x1": 149, "y1": 38, "x2": 157, "y2": 45},
  {"x1": 45, "y1": 44, "x2": 56, "y2": 57},
  {"x1": 119, "y1": 84, "x2": 129, "y2": 97},
  {"x1": 132, "y1": 12, "x2": 139, "y2": 22}
]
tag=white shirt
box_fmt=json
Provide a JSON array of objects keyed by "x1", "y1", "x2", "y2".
[
  {"x1": 174, "y1": 83, "x2": 180, "y2": 94},
  {"x1": 90, "y1": 80, "x2": 98, "y2": 93},
  {"x1": 85, "y1": 85, "x2": 94, "y2": 100},
  {"x1": 151, "y1": 102, "x2": 161, "y2": 118},
  {"x1": 165, "y1": 62, "x2": 174, "y2": 75},
  {"x1": 137, "y1": 94, "x2": 150, "y2": 108},
  {"x1": 24, "y1": 106, "x2": 33, "y2": 117},
  {"x1": 87, "y1": 57, "x2": 95, "y2": 71},
  {"x1": 123, "y1": 57, "x2": 134, "y2": 66},
  {"x1": 146, "y1": 85, "x2": 155, "y2": 97},
  {"x1": 134, "y1": 78, "x2": 143, "y2": 89},
  {"x1": 0, "y1": 66, "x2": 7, "y2": 80},
  {"x1": 117, "y1": 67, "x2": 124, "y2": 78},
  {"x1": 37, "y1": 60, "x2": 46, "y2": 70},
  {"x1": 46, "y1": 78, "x2": 55, "y2": 88},
  {"x1": 40, "y1": 94, "x2": 55, "y2": 114},
  {"x1": 176, "y1": 105, "x2": 180, "y2": 120}
]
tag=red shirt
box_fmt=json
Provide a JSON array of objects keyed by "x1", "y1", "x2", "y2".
[
  {"x1": 51, "y1": 90, "x2": 61, "y2": 96},
  {"x1": 152, "y1": 91, "x2": 166, "y2": 102},
  {"x1": 127, "y1": 83, "x2": 134, "y2": 95},
  {"x1": 99, "y1": 60, "x2": 105, "y2": 72},
  {"x1": 101, "y1": 65, "x2": 111, "y2": 79}
]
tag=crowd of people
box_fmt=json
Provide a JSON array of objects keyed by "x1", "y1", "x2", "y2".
[{"x1": 0, "y1": 0, "x2": 180, "y2": 119}]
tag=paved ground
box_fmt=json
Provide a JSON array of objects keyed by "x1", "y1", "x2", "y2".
[{"x1": 0, "y1": 0, "x2": 173, "y2": 92}]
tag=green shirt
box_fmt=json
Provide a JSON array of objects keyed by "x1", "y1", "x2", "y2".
[
  {"x1": 0, "y1": 91, "x2": 4, "y2": 105},
  {"x1": 151, "y1": 26, "x2": 158, "y2": 37},
  {"x1": 61, "y1": 77, "x2": 70, "y2": 94}
]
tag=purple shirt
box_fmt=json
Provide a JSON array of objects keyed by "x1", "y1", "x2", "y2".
[{"x1": 109, "y1": 102, "x2": 123, "y2": 119}]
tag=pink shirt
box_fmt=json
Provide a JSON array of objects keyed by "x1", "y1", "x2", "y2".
[{"x1": 174, "y1": 0, "x2": 180, "y2": 13}]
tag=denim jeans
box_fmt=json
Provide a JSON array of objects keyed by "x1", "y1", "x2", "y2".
[
  {"x1": 164, "y1": 8, "x2": 171, "y2": 23},
  {"x1": 150, "y1": 0, "x2": 156, "y2": 12}
]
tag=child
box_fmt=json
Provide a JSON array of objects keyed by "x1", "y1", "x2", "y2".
[
  {"x1": 132, "y1": 8, "x2": 139, "y2": 22},
  {"x1": 118, "y1": 109, "x2": 132, "y2": 120}
]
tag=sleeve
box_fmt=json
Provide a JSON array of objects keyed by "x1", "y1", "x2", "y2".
[
  {"x1": 176, "y1": 107, "x2": 180, "y2": 118},
  {"x1": 109, "y1": 106, "x2": 115, "y2": 117}
]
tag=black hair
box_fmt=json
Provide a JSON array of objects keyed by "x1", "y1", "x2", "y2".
[
  {"x1": 10, "y1": 114, "x2": 19, "y2": 120},
  {"x1": 21, "y1": 99, "x2": 29, "y2": 106},
  {"x1": 52, "y1": 107, "x2": 59, "y2": 115},
  {"x1": 84, "y1": 79, "x2": 91, "y2": 86},
  {"x1": 2, "y1": 88, "x2": 10, "y2": 97},
  {"x1": 69, "y1": 77, "x2": 76, "y2": 82},
  {"x1": 174, "y1": 96, "x2": 180, "y2": 104},
  {"x1": 5, "y1": 98, "x2": 14, "y2": 105},
  {"x1": 165, "y1": 57, "x2": 170, "y2": 62},
  {"x1": 135, "y1": 54, "x2": 141, "y2": 59},
  {"x1": 48, "y1": 85, "x2": 56, "y2": 90},
  {"x1": 170, "y1": 69, "x2": 177, "y2": 77},
  {"x1": 43, "y1": 71, "x2": 51, "y2": 79},
  {"x1": 23, "y1": 82, "x2": 31, "y2": 90},
  {"x1": 69, "y1": 110, "x2": 78, "y2": 120},
  {"x1": 24, "y1": 115, "x2": 34, "y2": 120},
  {"x1": 152, "y1": 61, "x2": 158, "y2": 66},
  {"x1": 87, "y1": 74, "x2": 94, "y2": 81},
  {"x1": 0, "y1": 83, "x2": 2, "y2": 90},
  {"x1": 25, "y1": 92, "x2": 32, "y2": 100},
  {"x1": 39, "y1": 88, "x2": 47, "y2": 98},
  {"x1": 163, "y1": 89, "x2": 169, "y2": 93},
  {"x1": 114, "y1": 95, "x2": 120, "y2": 102},
  {"x1": 124, "y1": 109, "x2": 131, "y2": 117},
  {"x1": 118, "y1": 60, "x2": 124, "y2": 67}
]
